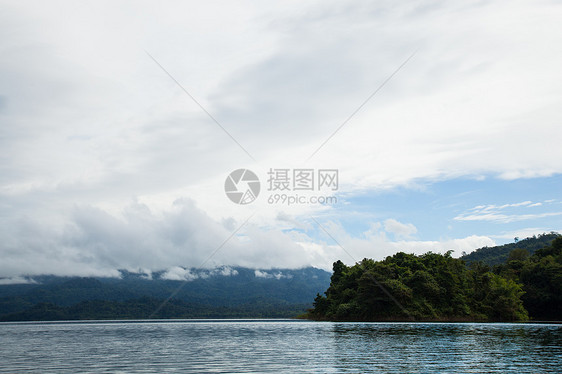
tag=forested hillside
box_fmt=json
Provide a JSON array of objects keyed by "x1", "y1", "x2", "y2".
[
  {"x1": 0, "y1": 267, "x2": 330, "y2": 321},
  {"x1": 461, "y1": 232, "x2": 559, "y2": 265},
  {"x1": 308, "y1": 236, "x2": 562, "y2": 322}
]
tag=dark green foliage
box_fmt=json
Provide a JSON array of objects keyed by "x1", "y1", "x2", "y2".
[
  {"x1": 309, "y1": 234, "x2": 562, "y2": 322},
  {"x1": 0, "y1": 297, "x2": 311, "y2": 321},
  {"x1": 496, "y1": 237, "x2": 562, "y2": 320},
  {"x1": 461, "y1": 233, "x2": 559, "y2": 266},
  {"x1": 308, "y1": 251, "x2": 529, "y2": 322}
]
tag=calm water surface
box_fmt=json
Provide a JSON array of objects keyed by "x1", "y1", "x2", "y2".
[{"x1": 0, "y1": 320, "x2": 560, "y2": 373}]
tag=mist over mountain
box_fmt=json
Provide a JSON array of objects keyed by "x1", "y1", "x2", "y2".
[
  {"x1": 2, "y1": 234, "x2": 560, "y2": 322},
  {"x1": 0, "y1": 267, "x2": 331, "y2": 320}
]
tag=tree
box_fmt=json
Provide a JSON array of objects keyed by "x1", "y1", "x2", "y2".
[{"x1": 308, "y1": 251, "x2": 529, "y2": 322}]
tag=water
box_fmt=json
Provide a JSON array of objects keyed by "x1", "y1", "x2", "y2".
[{"x1": 0, "y1": 320, "x2": 560, "y2": 373}]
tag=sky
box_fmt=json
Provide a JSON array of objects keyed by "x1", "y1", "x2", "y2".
[{"x1": 1, "y1": 0, "x2": 562, "y2": 282}]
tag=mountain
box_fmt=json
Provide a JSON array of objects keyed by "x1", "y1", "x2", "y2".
[
  {"x1": 460, "y1": 232, "x2": 560, "y2": 266},
  {"x1": 0, "y1": 267, "x2": 331, "y2": 321}
]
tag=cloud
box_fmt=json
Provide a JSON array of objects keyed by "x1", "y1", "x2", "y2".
[
  {"x1": 0, "y1": 197, "x2": 328, "y2": 276},
  {"x1": 0, "y1": 197, "x2": 501, "y2": 277},
  {"x1": 213, "y1": 266, "x2": 239, "y2": 277},
  {"x1": 254, "y1": 270, "x2": 293, "y2": 280},
  {"x1": 0, "y1": 276, "x2": 37, "y2": 285},
  {"x1": 491, "y1": 228, "x2": 562, "y2": 240},
  {"x1": 454, "y1": 200, "x2": 562, "y2": 223},
  {"x1": 383, "y1": 219, "x2": 418, "y2": 239},
  {"x1": 2, "y1": 1, "x2": 562, "y2": 200},
  {"x1": 1, "y1": 1, "x2": 561, "y2": 277},
  {"x1": 161, "y1": 266, "x2": 199, "y2": 281},
  {"x1": 254, "y1": 270, "x2": 271, "y2": 278},
  {"x1": 160, "y1": 266, "x2": 239, "y2": 281},
  {"x1": 325, "y1": 220, "x2": 496, "y2": 261},
  {"x1": 499, "y1": 201, "x2": 533, "y2": 209},
  {"x1": 455, "y1": 212, "x2": 562, "y2": 223}
]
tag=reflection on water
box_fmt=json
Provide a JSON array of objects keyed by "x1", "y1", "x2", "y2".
[
  {"x1": 0, "y1": 320, "x2": 560, "y2": 373},
  {"x1": 331, "y1": 323, "x2": 561, "y2": 373}
]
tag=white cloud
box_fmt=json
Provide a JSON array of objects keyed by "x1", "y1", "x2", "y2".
[
  {"x1": 0, "y1": 276, "x2": 37, "y2": 285},
  {"x1": 213, "y1": 266, "x2": 239, "y2": 277},
  {"x1": 161, "y1": 266, "x2": 199, "y2": 281},
  {"x1": 1, "y1": 1, "x2": 561, "y2": 202},
  {"x1": 160, "y1": 266, "x2": 239, "y2": 281},
  {"x1": 455, "y1": 212, "x2": 562, "y2": 223},
  {"x1": 0, "y1": 197, "x2": 502, "y2": 276},
  {"x1": 254, "y1": 270, "x2": 270, "y2": 278},
  {"x1": 383, "y1": 219, "x2": 418, "y2": 239},
  {"x1": 454, "y1": 200, "x2": 562, "y2": 223},
  {"x1": 1, "y1": 0, "x2": 561, "y2": 277},
  {"x1": 317, "y1": 220, "x2": 496, "y2": 262},
  {"x1": 499, "y1": 201, "x2": 533, "y2": 209},
  {"x1": 254, "y1": 270, "x2": 293, "y2": 280},
  {"x1": 491, "y1": 228, "x2": 562, "y2": 240}
]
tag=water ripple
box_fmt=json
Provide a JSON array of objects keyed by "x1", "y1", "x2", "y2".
[{"x1": 0, "y1": 320, "x2": 560, "y2": 373}]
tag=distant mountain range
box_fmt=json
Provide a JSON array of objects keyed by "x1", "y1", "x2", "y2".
[
  {"x1": 2, "y1": 234, "x2": 559, "y2": 321},
  {"x1": 0, "y1": 267, "x2": 331, "y2": 321}
]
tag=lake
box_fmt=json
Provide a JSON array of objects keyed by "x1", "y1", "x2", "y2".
[{"x1": 0, "y1": 320, "x2": 560, "y2": 373}]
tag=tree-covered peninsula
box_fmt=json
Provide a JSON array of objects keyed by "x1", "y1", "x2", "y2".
[{"x1": 307, "y1": 234, "x2": 561, "y2": 322}]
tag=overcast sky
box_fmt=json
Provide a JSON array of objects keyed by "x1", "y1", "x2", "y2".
[{"x1": 1, "y1": 0, "x2": 562, "y2": 281}]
